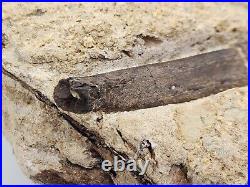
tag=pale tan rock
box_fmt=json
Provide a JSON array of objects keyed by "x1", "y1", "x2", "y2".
[{"x1": 2, "y1": 2, "x2": 248, "y2": 184}]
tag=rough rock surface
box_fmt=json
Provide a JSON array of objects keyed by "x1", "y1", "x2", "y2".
[{"x1": 2, "y1": 3, "x2": 248, "y2": 184}]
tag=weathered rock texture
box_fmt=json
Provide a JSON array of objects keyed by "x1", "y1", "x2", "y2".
[{"x1": 2, "y1": 3, "x2": 248, "y2": 184}]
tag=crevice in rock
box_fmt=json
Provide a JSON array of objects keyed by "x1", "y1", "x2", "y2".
[
  {"x1": 121, "y1": 50, "x2": 133, "y2": 57},
  {"x1": 116, "y1": 128, "x2": 137, "y2": 152},
  {"x1": 169, "y1": 164, "x2": 191, "y2": 184},
  {"x1": 26, "y1": 9, "x2": 47, "y2": 17},
  {"x1": 96, "y1": 112, "x2": 103, "y2": 124},
  {"x1": 137, "y1": 34, "x2": 163, "y2": 47},
  {"x1": 2, "y1": 33, "x2": 8, "y2": 49}
]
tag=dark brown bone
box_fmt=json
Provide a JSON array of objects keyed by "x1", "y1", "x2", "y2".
[{"x1": 53, "y1": 47, "x2": 247, "y2": 114}]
